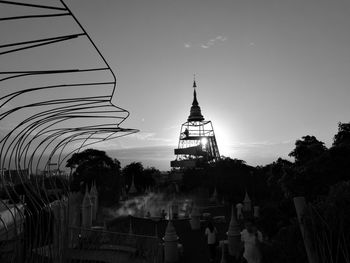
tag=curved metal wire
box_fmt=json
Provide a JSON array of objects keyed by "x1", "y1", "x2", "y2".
[{"x1": 0, "y1": 1, "x2": 139, "y2": 262}]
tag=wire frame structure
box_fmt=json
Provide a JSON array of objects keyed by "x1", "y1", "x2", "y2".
[
  {"x1": 171, "y1": 80, "x2": 220, "y2": 168},
  {"x1": 0, "y1": 1, "x2": 138, "y2": 262}
]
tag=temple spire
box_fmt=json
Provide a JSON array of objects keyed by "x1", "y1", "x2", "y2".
[
  {"x1": 192, "y1": 89, "x2": 199, "y2": 106},
  {"x1": 171, "y1": 78, "x2": 221, "y2": 168},
  {"x1": 188, "y1": 78, "x2": 204, "y2": 121},
  {"x1": 193, "y1": 74, "x2": 197, "y2": 88}
]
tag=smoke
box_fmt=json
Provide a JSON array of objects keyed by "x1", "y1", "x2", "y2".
[{"x1": 108, "y1": 192, "x2": 193, "y2": 219}]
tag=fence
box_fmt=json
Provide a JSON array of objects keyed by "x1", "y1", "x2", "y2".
[{"x1": 67, "y1": 226, "x2": 163, "y2": 263}]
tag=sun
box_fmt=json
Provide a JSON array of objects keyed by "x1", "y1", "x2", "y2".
[
  {"x1": 213, "y1": 121, "x2": 236, "y2": 157},
  {"x1": 200, "y1": 137, "x2": 208, "y2": 146}
]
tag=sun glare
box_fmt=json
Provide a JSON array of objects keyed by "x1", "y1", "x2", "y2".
[
  {"x1": 200, "y1": 137, "x2": 208, "y2": 146},
  {"x1": 214, "y1": 122, "x2": 236, "y2": 157}
]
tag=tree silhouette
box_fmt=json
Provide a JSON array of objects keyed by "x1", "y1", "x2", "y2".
[
  {"x1": 66, "y1": 149, "x2": 121, "y2": 203},
  {"x1": 142, "y1": 167, "x2": 158, "y2": 189},
  {"x1": 122, "y1": 162, "x2": 144, "y2": 193},
  {"x1": 278, "y1": 129, "x2": 350, "y2": 198},
  {"x1": 266, "y1": 158, "x2": 293, "y2": 199},
  {"x1": 289, "y1": 135, "x2": 327, "y2": 165},
  {"x1": 121, "y1": 163, "x2": 158, "y2": 193},
  {"x1": 333, "y1": 122, "x2": 350, "y2": 147}
]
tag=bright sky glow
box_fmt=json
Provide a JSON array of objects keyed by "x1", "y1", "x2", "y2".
[
  {"x1": 200, "y1": 137, "x2": 208, "y2": 147},
  {"x1": 55, "y1": 0, "x2": 350, "y2": 169},
  {"x1": 2, "y1": 0, "x2": 350, "y2": 170}
]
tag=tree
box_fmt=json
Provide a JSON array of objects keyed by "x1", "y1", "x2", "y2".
[
  {"x1": 206, "y1": 157, "x2": 253, "y2": 202},
  {"x1": 142, "y1": 167, "x2": 158, "y2": 188},
  {"x1": 266, "y1": 158, "x2": 293, "y2": 199},
  {"x1": 267, "y1": 158, "x2": 293, "y2": 185},
  {"x1": 289, "y1": 135, "x2": 327, "y2": 165},
  {"x1": 306, "y1": 181, "x2": 350, "y2": 262},
  {"x1": 280, "y1": 129, "x2": 350, "y2": 199},
  {"x1": 121, "y1": 162, "x2": 159, "y2": 194},
  {"x1": 66, "y1": 149, "x2": 121, "y2": 203},
  {"x1": 122, "y1": 162, "x2": 144, "y2": 192},
  {"x1": 333, "y1": 122, "x2": 350, "y2": 147}
]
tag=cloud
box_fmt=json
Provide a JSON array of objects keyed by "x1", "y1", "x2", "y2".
[
  {"x1": 162, "y1": 125, "x2": 178, "y2": 131},
  {"x1": 200, "y1": 35, "x2": 227, "y2": 49},
  {"x1": 129, "y1": 132, "x2": 155, "y2": 140},
  {"x1": 184, "y1": 35, "x2": 227, "y2": 49},
  {"x1": 93, "y1": 131, "x2": 176, "y2": 152},
  {"x1": 232, "y1": 140, "x2": 292, "y2": 147},
  {"x1": 128, "y1": 132, "x2": 173, "y2": 144}
]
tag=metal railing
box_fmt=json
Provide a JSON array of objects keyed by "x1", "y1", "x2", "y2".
[{"x1": 68, "y1": 226, "x2": 163, "y2": 263}]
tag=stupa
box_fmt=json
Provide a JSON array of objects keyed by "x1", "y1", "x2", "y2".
[{"x1": 171, "y1": 79, "x2": 220, "y2": 168}]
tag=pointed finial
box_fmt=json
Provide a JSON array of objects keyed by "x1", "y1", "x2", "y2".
[
  {"x1": 193, "y1": 74, "x2": 197, "y2": 88},
  {"x1": 188, "y1": 75, "x2": 204, "y2": 121},
  {"x1": 243, "y1": 190, "x2": 251, "y2": 202}
]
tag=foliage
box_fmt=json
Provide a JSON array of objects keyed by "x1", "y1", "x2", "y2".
[
  {"x1": 265, "y1": 158, "x2": 293, "y2": 199},
  {"x1": 306, "y1": 181, "x2": 350, "y2": 263},
  {"x1": 288, "y1": 135, "x2": 327, "y2": 165},
  {"x1": 181, "y1": 168, "x2": 206, "y2": 192},
  {"x1": 180, "y1": 157, "x2": 265, "y2": 203},
  {"x1": 264, "y1": 219, "x2": 307, "y2": 263},
  {"x1": 257, "y1": 199, "x2": 296, "y2": 239},
  {"x1": 142, "y1": 167, "x2": 159, "y2": 187},
  {"x1": 333, "y1": 122, "x2": 350, "y2": 147},
  {"x1": 122, "y1": 162, "x2": 143, "y2": 191},
  {"x1": 274, "y1": 128, "x2": 350, "y2": 198},
  {"x1": 210, "y1": 157, "x2": 272, "y2": 203},
  {"x1": 122, "y1": 162, "x2": 158, "y2": 193},
  {"x1": 66, "y1": 148, "x2": 121, "y2": 203}
]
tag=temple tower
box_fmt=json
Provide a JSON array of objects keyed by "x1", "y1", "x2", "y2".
[
  {"x1": 81, "y1": 185, "x2": 92, "y2": 233},
  {"x1": 171, "y1": 79, "x2": 220, "y2": 168},
  {"x1": 128, "y1": 175, "x2": 137, "y2": 195}
]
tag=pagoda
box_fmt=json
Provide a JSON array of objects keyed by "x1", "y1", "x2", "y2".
[{"x1": 170, "y1": 79, "x2": 220, "y2": 168}]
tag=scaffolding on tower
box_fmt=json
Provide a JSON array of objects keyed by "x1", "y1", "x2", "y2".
[{"x1": 171, "y1": 79, "x2": 220, "y2": 168}]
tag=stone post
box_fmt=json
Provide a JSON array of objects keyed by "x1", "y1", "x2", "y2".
[
  {"x1": 81, "y1": 185, "x2": 92, "y2": 237},
  {"x1": 163, "y1": 220, "x2": 179, "y2": 263},
  {"x1": 220, "y1": 241, "x2": 227, "y2": 263},
  {"x1": 294, "y1": 196, "x2": 318, "y2": 263},
  {"x1": 227, "y1": 205, "x2": 241, "y2": 259},
  {"x1": 210, "y1": 187, "x2": 219, "y2": 203},
  {"x1": 89, "y1": 181, "x2": 98, "y2": 222},
  {"x1": 253, "y1": 206, "x2": 260, "y2": 218},
  {"x1": 236, "y1": 203, "x2": 243, "y2": 220},
  {"x1": 128, "y1": 175, "x2": 137, "y2": 195},
  {"x1": 51, "y1": 201, "x2": 61, "y2": 262},
  {"x1": 171, "y1": 201, "x2": 179, "y2": 219},
  {"x1": 51, "y1": 199, "x2": 68, "y2": 263},
  {"x1": 128, "y1": 216, "x2": 133, "y2": 234},
  {"x1": 190, "y1": 204, "x2": 201, "y2": 230},
  {"x1": 243, "y1": 191, "x2": 252, "y2": 212},
  {"x1": 184, "y1": 206, "x2": 190, "y2": 218},
  {"x1": 68, "y1": 192, "x2": 83, "y2": 248}
]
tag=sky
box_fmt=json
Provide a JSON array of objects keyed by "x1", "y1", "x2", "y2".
[{"x1": 2, "y1": 0, "x2": 350, "y2": 171}]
